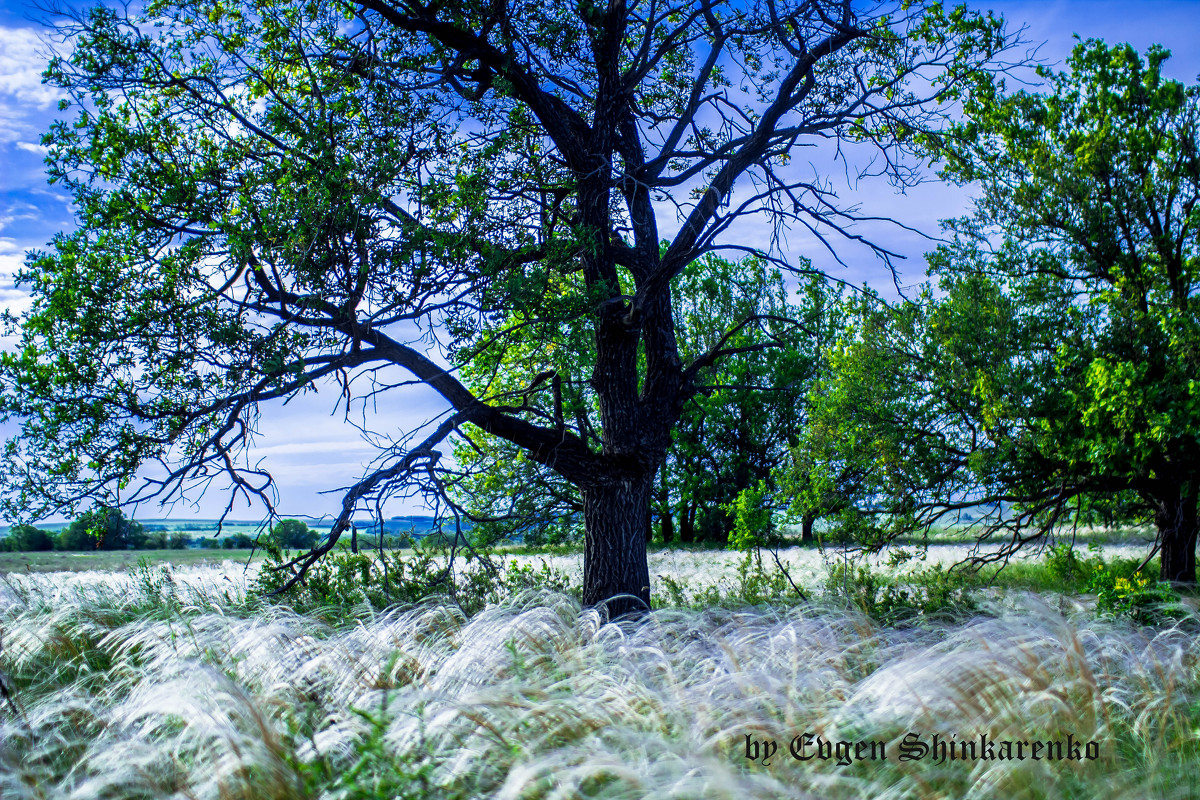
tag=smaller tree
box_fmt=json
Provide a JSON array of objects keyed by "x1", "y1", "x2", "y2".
[
  {"x1": 5, "y1": 524, "x2": 54, "y2": 552},
  {"x1": 223, "y1": 533, "x2": 255, "y2": 549},
  {"x1": 270, "y1": 519, "x2": 318, "y2": 550},
  {"x1": 55, "y1": 522, "x2": 95, "y2": 551},
  {"x1": 141, "y1": 530, "x2": 169, "y2": 549},
  {"x1": 788, "y1": 288, "x2": 929, "y2": 550},
  {"x1": 56, "y1": 507, "x2": 146, "y2": 550}
]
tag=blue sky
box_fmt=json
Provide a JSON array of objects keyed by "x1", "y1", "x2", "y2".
[{"x1": 0, "y1": 0, "x2": 1198, "y2": 524}]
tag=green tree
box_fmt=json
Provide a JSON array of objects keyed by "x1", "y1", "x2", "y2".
[
  {"x1": 785, "y1": 287, "x2": 901, "y2": 546},
  {"x1": 223, "y1": 532, "x2": 255, "y2": 549},
  {"x1": 451, "y1": 258, "x2": 847, "y2": 548},
  {"x1": 55, "y1": 521, "x2": 96, "y2": 551},
  {"x1": 803, "y1": 41, "x2": 1200, "y2": 581},
  {"x1": 56, "y1": 507, "x2": 147, "y2": 550},
  {"x1": 663, "y1": 263, "x2": 846, "y2": 545},
  {"x1": 141, "y1": 529, "x2": 192, "y2": 549},
  {"x1": 270, "y1": 519, "x2": 319, "y2": 550},
  {"x1": 0, "y1": 0, "x2": 1016, "y2": 614},
  {"x1": 4, "y1": 524, "x2": 55, "y2": 552}
]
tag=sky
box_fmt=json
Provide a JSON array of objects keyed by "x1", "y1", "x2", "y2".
[{"x1": 0, "y1": 0, "x2": 1198, "y2": 525}]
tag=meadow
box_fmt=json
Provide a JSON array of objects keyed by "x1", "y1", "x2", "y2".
[
  {"x1": 1, "y1": 542, "x2": 1197, "y2": 799},
  {"x1": 0, "y1": 548, "x2": 270, "y2": 574}
]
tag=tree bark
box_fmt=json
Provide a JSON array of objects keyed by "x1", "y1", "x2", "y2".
[
  {"x1": 655, "y1": 464, "x2": 673, "y2": 544},
  {"x1": 801, "y1": 514, "x2": 815, "y2": 544},
  {"x1": 1157, "y1": 484, "x2": 1199, "y2": 583},
  {"x1": 583, "y1": 477, "x2": 653, "y2": 617},
  {"x1": 680, "y1": 503, "x2": 695, "y2": 544}
]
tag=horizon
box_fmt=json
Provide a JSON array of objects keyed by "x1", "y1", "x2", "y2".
[{"x1": 0, "y1": 512, "x2": 452, "y2": 534}]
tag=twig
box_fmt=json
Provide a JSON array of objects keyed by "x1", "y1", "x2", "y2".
[{"x1": 766, "y1": 545, "x2": 809, "y2": 601}]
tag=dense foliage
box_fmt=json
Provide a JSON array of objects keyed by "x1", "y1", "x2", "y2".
[
  {"x1": 269, "y1": 518, "x2": 318, "y2": 550},
  {"x1": 452, "y1": 257, "x2": 845, "y2": 547},
  {"x1": 797, "y1": 41, "x2": 1200, "y2": 580}
]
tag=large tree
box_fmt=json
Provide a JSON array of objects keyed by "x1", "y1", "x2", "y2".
[
  {"x1": 800, "y1": 41, "x2": 1200, "y2": 582},
  {"x1": 0, "y1": 0, "x2": 1013, "y2": 614}
]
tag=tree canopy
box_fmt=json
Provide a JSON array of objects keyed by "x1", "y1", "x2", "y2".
[
  {"x1": 270, "y1": 519, "x2": 319, "y2": 550},
  {"x1": 450, "y1": 255, "x2": 844, "y2": 548},
  {"x1": 799, "y1": 40, "x2": 1200, "y2": 580},
  {"x1": 2, "y1": 524, "x2": 54, "y2": 552},
  {"x1": 0, "y1": 0, "x2": 1016, "y2": 613},
  {"x1": 56, "y1": 507, "x2": 147, "y2": 551}
]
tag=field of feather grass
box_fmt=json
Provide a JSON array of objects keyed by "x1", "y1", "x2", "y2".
[{"x1": 1, "y1": 544, "x2": 1199, "y2": 799}]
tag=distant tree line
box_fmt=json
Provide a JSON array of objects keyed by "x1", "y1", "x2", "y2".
[{"x1": 0, "y1": 512, "x2": 324, "y2": 553}]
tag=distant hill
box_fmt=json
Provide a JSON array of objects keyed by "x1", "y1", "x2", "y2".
[
  {"x1": 355, "y1": 516, "x2": 450, "y2": 535},
  {"x1": 1, "y1": 515, "x2": 455, "y2": 539}
]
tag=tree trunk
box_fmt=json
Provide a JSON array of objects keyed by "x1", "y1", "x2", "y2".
[
  {"x1": 801, "y1": 514, "x2": 815, "y2": 544},
  {"x1": 659, "y1": 512, "x2": 674, "y2": 545},
  {"x1": 680, "y1": 502, "x2": 695, "y2": 544},
  {"x1": 583, "y1": 477, "x2": 653, "y2": 618},
  {"x1": 1157, "y1": 485, "x2": 1199, "y2": 584},
  {"x1": 657, "y1": 465, "x2": 673, "y2": 544}
]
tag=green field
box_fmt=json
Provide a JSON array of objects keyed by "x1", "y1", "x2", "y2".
[{"x1": 0, "y1": 547, "x2": 270, "y2": 573}]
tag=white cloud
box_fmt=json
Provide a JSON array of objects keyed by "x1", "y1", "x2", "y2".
[
  {"x1": 0, "y1": 27, "x2": 62, "y2": 145},
  {"x1": 0, "y1": 198, "x2": 63, "y2": 238},
  {"x1": 15, "y1": 141, "x2": 48, "y2": 155},
  {"x1": 0, "y1": 27, "x2": 60, "y2": 107},
  {"x1": 0, "y1": 98, "x2": 35, "y2": 144},
  {"x1": 0, "y1": 286, "x2": 29, "y2": 303},
  {"x1": 0, "y1": 248, "x2": 28, "y2": 323},
  {"x1": 0, "y1": 249, "x2": 25, "y2": 274},
  {"x1": 0, "y1": 290, "x2": 31, "y2": 318}
]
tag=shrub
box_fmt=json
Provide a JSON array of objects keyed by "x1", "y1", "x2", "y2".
[
  {"x1": 1044, "y1": 542, "x2": 1183, "y2": 624},
  {"x1": 4, "y1": 524, "x2": 54, "y2": 552},
  {"x1": 1086, "y1": 558, "x2": 1184, "y2": 624},
  {"x1": 252, "y1": 542, "x2": 577, "y2": 616},
  {"x1": 725, "y1": 481, "x2": 774, "y2": 552},
  {"x1": 824, "y1": 560, "x2": 978, "y2": 624},
  {"x1": 223, "y1": 533, "x2": 255, "y2": 549},
  {"x1": 1044, "y1": 541, "x2": 1099, "y2": 587},
  {"x1": 270, "y1": 519, "x2": 318, "y2": 550}
]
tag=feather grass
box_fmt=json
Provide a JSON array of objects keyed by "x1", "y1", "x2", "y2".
[{"x1": 0, "y1": 554, "x2": 1197, "y2": 799}]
